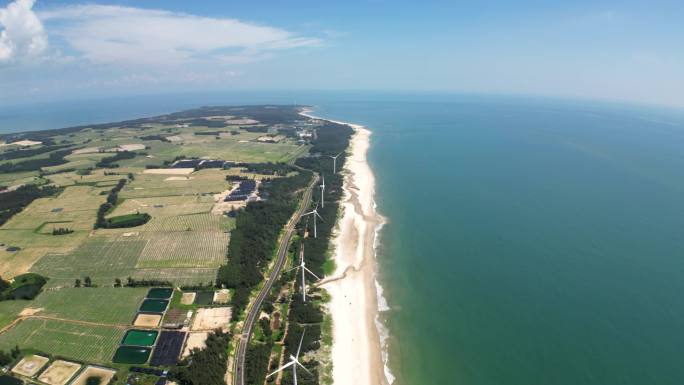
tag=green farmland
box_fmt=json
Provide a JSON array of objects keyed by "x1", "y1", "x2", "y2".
[
  {"x1": 29, "y1": 287, "x2": 148, "y2": 324},
  {"x1": 0, "y1": 318, "x2": 124, "y2": 363}
]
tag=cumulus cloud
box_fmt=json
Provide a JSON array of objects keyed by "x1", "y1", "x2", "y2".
[
  {"x1": 0, "y1": 0, "x2": 48, "y2": 62},
  {"x1": 39, "y1": 5, "x2": 320, "y2": 66}
]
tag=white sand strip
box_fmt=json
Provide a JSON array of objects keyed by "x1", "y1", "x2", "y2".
[{"x1": 310, "y1": 110, "x2": 390, "y2": 385}]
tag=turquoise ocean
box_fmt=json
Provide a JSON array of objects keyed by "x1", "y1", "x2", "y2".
[{"x1": 4, "y1": 93, "x2": 684, "y2": 385}]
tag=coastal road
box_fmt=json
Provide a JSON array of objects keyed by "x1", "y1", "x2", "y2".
[{"x1": 233, "y1": 173, "x2": 319, "y2": 385}]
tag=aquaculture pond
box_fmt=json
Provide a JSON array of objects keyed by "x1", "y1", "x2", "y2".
[
  {"x1": 146, "y1": 288, "x2": 173, "y2": 299},
  {"x1": 122, "y1": 329, "x2": 158, "y2": 346},
  {"x1": 193, "y1": 291, "x2": 215, "y2": 305},
  {"x1": 139, "y1": 299, "x2": 169, "y2": 313},
  {"x1": 112, "y1": 346, "x2": 152, "y2": 364},
  {"x1": 0, "y1": 376, "x2": 22, "y2": 385}
]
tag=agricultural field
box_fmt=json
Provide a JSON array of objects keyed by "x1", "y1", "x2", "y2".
[
  {"x1": 0, "y1": 318, "x2": 124, "y2": 363},
  {"x1": 46, "y1": 170, "x2": 127, "y2": 188},
  {"x1": 0, "y1": 300, "x2": 28, "y2": 329},
  {"x1": 0, "y1": 229, "x2": 90, "y2": 278},
  {"x1": 3, "y1": 185, "x2": 107, "y2": 232},
  {"x1": 0, "y1": 170, "x2": 39, "y2": 187},
  {"x1": 30, "y1": 234, "x2": 146, "y2": 288},
  {"x1": 28, "y1": 287, "x2": 148, "y2": 324},
  {"x1": 119, "y1": 169, "x2": 232, "y2": 199},
  {"x1": 136, "y1": 231, "x2": 228, "y2": 269}
]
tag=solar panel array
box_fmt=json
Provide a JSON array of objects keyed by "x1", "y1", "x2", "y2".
[
  {"x1": 224, "y1": 180, "x2": 257, "y2": 202},
  {"x1": 149, "y1": 331, "x2": 186, "y2": 366}
]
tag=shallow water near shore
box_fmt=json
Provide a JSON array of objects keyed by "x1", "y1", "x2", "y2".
[
  {"x1": 313, "y1": 98, "x2": 684, "y2": 385},
  {"x1": 4, "y1": 93, "x2": 684, "y2": 385}
]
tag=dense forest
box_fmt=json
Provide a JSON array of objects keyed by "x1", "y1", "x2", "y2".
[
  {"x1": 95, "y1": 150, "x2": 139, "y2": 168},
  {"x1": 94, "y1": 178, "x2": 128, "y2": 229},
  {"x1": 216, "y1": 167, "x2": 312, "y2": 315},
  {"x1": 171, "y1": 330, "x2": 231, "y2": 385},
  {"x1": 0, "y1": 149, "x2": 71, "y2": 173},
  {"x1": 0, "y1": 143, "x2": 70, "y2": 161},
  {"x1": 0, "y1": 273, "x2": 47, "y2": 301},
  {"x1": 244, "y1": 115, "x2": 353, "y2": 385},
  {"x1": 0, "y1": 184, "x2": 62, "y2": 226}
]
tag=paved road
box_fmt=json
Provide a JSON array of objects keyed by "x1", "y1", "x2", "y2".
[{"x1": 233, "y1": 173, "x2": 319, "y2": 385}]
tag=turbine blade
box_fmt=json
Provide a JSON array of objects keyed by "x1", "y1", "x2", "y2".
[
  {"x1": 315, "y1": 211, "x2": 324, "y2": 221},
  {"x1": 293, "y1": 363, "x2": 298, "y2": 385},
  {"x1": 296, "y1": 329, "x2": 306, "y2": 358},
  {"x1": 296, "y1": 360, "x2": 314, "y2": 376},
  {"x1": 266, "y1": 360, "x2": 295, "y2": 378},
  {"x1": 304, "y1": 267, "x2": 321, "y2": 280}
]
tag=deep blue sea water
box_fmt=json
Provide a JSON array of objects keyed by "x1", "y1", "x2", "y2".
[{"x1": 4, "y1": 93, "x2": 684, "y2": 385}]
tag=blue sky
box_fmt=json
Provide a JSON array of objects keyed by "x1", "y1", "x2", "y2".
[{"x1": 1, "y1": 0, "x2": 683, "y2": 108}]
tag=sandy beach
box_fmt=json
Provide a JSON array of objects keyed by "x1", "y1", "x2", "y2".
[{"x1": 302, "y1": 109, "x2": 390, "y2": 385}]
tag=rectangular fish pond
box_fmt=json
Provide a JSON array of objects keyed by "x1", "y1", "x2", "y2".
[
  {"x1": 112, "y1": 346, "x2": 152, "y2": 364},
  {"x1": 139, "y1": 299, "x2": 169, "y2": 313},
  {"x1": 0, "y1": 376, "x2": 23, "y2": 385},
  {"x1": 193, "y1": 291, "x2": 215, "y2": 305},
  {"x1": 122, "y1": 330, "x2": 159, "y2": 346},
  {"x1": 147, "y1": 287, "x2": 173, "y2": 299}
]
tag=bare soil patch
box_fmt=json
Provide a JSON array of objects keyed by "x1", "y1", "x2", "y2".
[
  {"x1": 70, "y1": 366, "x2": 116, "y2": 385},
  {"x1": 213, "y1": 289, "x2": 230, "y2": 304},
  {"x1": 37, "y1": 360, "x2": 81, "y2": 385},
  {"x1": 180, "y1": 292, "x2": 196, "y2": 305},
  {"x1": 191, "y1": 307, "x2": 231, "y2": 331},
  {"x1": 143, "y1": 168, "x2": 194, "y2": 176},
  {"x1": 133, "y1": 313, "x2": 162, "y2": 328},
  {"x1": 182, "y1": 332, "x2": 209, "y2": 357},
  {"x1": 19, "y1": 307, "x2": 43, "y2": 316},
  {"x1": 11, "y1": 355, "x2": 49, "y2": 377}
]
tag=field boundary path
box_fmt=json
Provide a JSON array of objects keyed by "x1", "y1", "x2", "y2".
[{"x1": 232, "y1": 173, "x2": 319, "y2": 385}]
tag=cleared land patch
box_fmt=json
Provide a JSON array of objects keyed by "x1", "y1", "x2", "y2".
[
  {"x1": 0, "y1": 318, "x2": 124, "y2": 363},
  {"x1": 11, "y1": 354, "x2": 49, "y2": 377},
  {"x1": 133, "y1": 313, "x2": 161, "y2": 328},
  {"x1": 70, "y1": 366, "x2": 116, "y2": 385},
  {"x1": 191, "y1": 307, "x2": 231, "y2": 331},
  {"x1": 182, "y1": 332, "x2": 208, "y2": 357},
  {"x1": 37, "y1": 360, "x2": 81, "y2": 385}
]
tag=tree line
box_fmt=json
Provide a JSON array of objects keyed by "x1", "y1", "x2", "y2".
[
  {"x1": 216, "y1": 167, "x2": 312, "y2": 316},
  {"x1": 0, "y1": 184, "x2": 61, "y2": 226}
]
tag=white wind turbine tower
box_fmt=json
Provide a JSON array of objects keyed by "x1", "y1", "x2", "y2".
[
  {"x1": 267, "y1": 329, "x2": 312, "y2": 385},
  {"x1": 287, "y1": 245, "x2": 321, "y2": 302},
  {"x1": 302, "y1": 202, "x2": 323, "y2": 238},
  {"x1": 319, "y1": 174, "x2": 325, "y2": 208},
  {"x1": 329, "y1": 152, "x2": 342, "y2": 174}
]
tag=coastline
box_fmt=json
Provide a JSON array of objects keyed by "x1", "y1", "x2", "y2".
[{"x1": 301, "y1": 109, "x2": 392, "y2": 385}]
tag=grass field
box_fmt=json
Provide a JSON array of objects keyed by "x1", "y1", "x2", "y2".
[
  {"x1": 136, "y1": 231, "x2": 228, "y2": 269},
  {"x1": 30, "y1": 235, "x2": 146, "y2": 288},
  {"x1": 30, "y1": 229, "x2": 226, "y2": 287},
  {"x1": 0, "y1": 318, "x2": 124, "y2": 363},
  {"x1": 3, "y1": 185, "x2": 106, "y2": 232},
  {"x1": 119, "y1": 169, "x2": 231, "y2": 199},
  {"x1": 29, "y1": 287, "x2": 148, "y2": 324},
  {"x1": 0, "y1": 300, "x2": 29, "y2": 329}
]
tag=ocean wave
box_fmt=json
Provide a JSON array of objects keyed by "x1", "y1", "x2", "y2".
[{"x1": 373, "y1": 214, "x2": 395, "y2": 384}]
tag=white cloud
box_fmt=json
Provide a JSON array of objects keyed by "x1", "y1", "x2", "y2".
[
  {"x1": 0, "y1": 0, "x2": 47, "y2": 62},
  {"x1": 39, "y1": 5, "x2": 320, "y2": 66}
]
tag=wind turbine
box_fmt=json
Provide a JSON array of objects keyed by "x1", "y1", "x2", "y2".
[
  {"x1": 319, "y1": 174, "x2": 325, "y2": 208},
  {"x1": 287, "y1": 245, "x2": 321, "y2": 302},
  {"x1": 267, "y1": 329, "x2": 311, "y2": 385},
  {"x1": 329, "y1": 152, "x2": 342, "y2": 174},
  {"x1": 302, "y1": 202, "x2": 323, "y2": 238}
]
